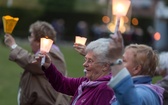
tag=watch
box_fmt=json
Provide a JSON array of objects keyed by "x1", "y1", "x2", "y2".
[{"x1": 11, "y1": 44, "x2": 17, "y2": 49}]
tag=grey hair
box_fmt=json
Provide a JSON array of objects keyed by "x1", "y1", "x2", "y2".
[
  {"x1": 85, "y1": 38, "x2": 112, "y2": 63},
  {"x1": 29, "y1": 21, "x2": 56, "y2": 43},
  {"x1": 157, "y1": 52, "x2": 168, "y2": 73}
]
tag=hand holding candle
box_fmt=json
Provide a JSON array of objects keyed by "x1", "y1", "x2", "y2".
[
  {"x1": 2, "y1": 15, "x2": 19, "y2": 34},
  {"x1": 75, "y1": 36, "x2": 87, "y2": 45},
  {"x1": 40, "y1": 38, "x2": 53, "y2": 66},
  {"x1": 112, "y1": 0, "x2": 131, "y2": 37}
]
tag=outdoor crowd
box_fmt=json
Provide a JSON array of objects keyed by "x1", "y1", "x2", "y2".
[{"x1": 3, "y1": 20, "x2": 168, "y2": 105}]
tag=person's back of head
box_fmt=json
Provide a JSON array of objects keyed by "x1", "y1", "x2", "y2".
[
  {"x1": 125, "y1": 44, "x2": 158, "y2": 77},
  {"x1": 29, "y1": 21, "x2": 56, "y2": 43}
]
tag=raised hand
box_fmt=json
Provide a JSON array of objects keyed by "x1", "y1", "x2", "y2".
[
  {"x1": 73, "y1": 43, "x2": 86, "y2": 56},
  {"x1": 109, "y1": 31, "x2": 124, "y2": 60},
  {"x1": 4, "y1": 34, "x2": 16, "y2": 48},
  {"x1": 32, "y1": 53, "x2": 52, "y2": 69}
]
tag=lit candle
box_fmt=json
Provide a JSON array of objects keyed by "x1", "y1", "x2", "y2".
[
  {"x1": 112, "y1": 0, "x2": 131, "y2": 36},
  {"x1": 75, "y1": 36, "x2": 87, "y2": 45},
  {"x1": 2, "y1": 15, "x2": 19, "y2": 34},
  {"x1": 40, "y1": 38, "x2": 53, "y2": 65}
]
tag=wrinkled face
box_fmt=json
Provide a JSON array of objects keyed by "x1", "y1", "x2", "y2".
[
  {"x1": 123, "y1": 49, "x2": 138, "y2": 76},
  {"x1": 83, "y1": 51, "x2": 107, "y2": 81},
  {"x1": 28, "y1": 33, "x2": 40, "y2": 53}
]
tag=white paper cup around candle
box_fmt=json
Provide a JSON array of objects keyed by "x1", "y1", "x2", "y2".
[
  {"x1": 75, "y1": 36, "x2": 87, "y2": 45},
  {"x1": 40, "y1": 38, "x2": 53, "y2": 65},
  {"x1": 112, "y1": 0, "x2": 131, "y2": 17},
  {"x1": 112, "y1": 0, "x2": 131, "y2": 37}
]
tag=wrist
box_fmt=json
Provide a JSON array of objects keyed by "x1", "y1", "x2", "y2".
[{"x1": 10, "y1": 44, "x2": 17, "y2": 50}]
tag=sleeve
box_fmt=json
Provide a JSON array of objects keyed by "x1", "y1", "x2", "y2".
[
  {"x1": 108, "y1": 68, "x2": 161, "y2": 105},
  {"x1": 49, "y1": 47, "x2": 67, "y2": 76},
  {"x1": 9, "y1": 46, "x2": 44, "y2": 74},
  {"x1": 44, "y1": 63, "x2": 87, "y2": 96},
  {"x1": 9, "y1": 46, "x2": 35, "y2": 67}
]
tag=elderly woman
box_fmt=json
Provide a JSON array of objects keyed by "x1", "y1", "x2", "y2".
[
  {"x1": 33, "y1": 38, "x2": 114, "y2": 105},
  {"x1": 156, "y1": 52, "x2": 168, "y2": 105},
  {"x1": 4, "y1": 21, "x2": 70, "y2": 105}
]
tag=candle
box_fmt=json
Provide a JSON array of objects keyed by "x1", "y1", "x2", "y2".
[
  {"x1": 40, "y1": 38, "x2": 53, "y2": 66},
  {"x1": 2, "y1": 15, "x2": 19, "y2": 34},
  {"x1": 40, "y1": 38, "x2": 53, "y2": 54},
  {"x1": 75, "y1": 36, "x2": 87, "y2": 45},
  {"x1": 112, "y1": 0, "x2": 131, "y2": 36}
]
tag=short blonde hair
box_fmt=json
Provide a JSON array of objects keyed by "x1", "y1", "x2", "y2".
[
  {"x1": 29, "y1": 21, "x2": 56, "y2": 43},
  {"x1": 125, "y1": 44, "x2": 158, "y2": 76}
]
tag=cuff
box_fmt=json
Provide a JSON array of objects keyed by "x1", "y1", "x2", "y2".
[
  {"x1": 108, "y1": 68, "x2": 130, "y2": 88},
  {"x1": 10, "y1": 44, "x2": 17, "y2": 50}
]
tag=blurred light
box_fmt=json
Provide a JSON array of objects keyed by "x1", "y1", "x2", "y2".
[
  {"x1": 123, "y1": 16, "x2": 129, "y2": 23},
  {"x1": 102, "y1": 16, "x2": 110, "y2": 24},
  {"x1": 113, "y1": 0, "x2": 131, "y2": 16},
  {"x1": 120, "y1": 26, "x2": 126, "y2": 33},
  {"x1": 7, "y1": 0, "x2": 13, "y2": 7},
  {"x1": 132, "y1": 18, "x2": 138, "y2": 26},
  {"x1": 107, "y1": 22, "x2": 115, "y2": 32},
  {"x1": 154, "y1": 32, "x2": 161, "y2": 41}
]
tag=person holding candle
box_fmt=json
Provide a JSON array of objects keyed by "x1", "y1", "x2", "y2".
[
  {"x1": 107, "y1": 31, "x2": 164, "y2": 105},
  {"x1": 4, "y1": 21, "x2": 71, "y2": 105},
  {"x1": 73, "y1": 31, "x2": 164, "y2": 105},
  {"x1": 32, "y1": 38, "x2": 115, "y2": 105}
]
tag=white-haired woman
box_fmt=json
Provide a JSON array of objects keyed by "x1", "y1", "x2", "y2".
[{"x1": 32, "y1": 38, "x2": 115, "y2": 105}]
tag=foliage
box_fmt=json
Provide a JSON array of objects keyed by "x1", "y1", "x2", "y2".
[
  {"x1": 165, "y1": 0, "x2": 168, "y2": 6},
  {"x1": 38, "y1": 0, "x2": 76, "y2": 12}
]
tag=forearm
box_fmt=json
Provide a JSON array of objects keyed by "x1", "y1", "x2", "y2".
[
  {"x1": 108, "y1": 68, "x2": 140, "y2": 105},
  {"x1": 43, "y1": 63, "x2": 82, "y2": 95},
  {"x1": 9, "y1": 46, "x2": 35, "y2": 68}
]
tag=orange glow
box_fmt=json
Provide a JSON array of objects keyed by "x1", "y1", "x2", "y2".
[
  {"x1": 123, "y1": 16, "x2": 129, "y2": 23},
  {"x1": 112, "y1": 0, "x2": 131, "y2": 16},
  {"x1": 154, "y1": 32, "x2": 161, "y2": 41},
  {"x1": 132, "y1": 18, "x2": 138, "y2": 26},
  {"x1": 102, "y1": 16, "x2": 110, "y2": 24}
]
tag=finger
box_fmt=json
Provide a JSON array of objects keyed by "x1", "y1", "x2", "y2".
[{"x1": 32, "y1": 60, "x2": 37, "y2": 63}]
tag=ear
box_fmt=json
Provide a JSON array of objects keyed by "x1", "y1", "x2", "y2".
[
  {"x1": 132, "y1": 65, "x2": 142, "y2": 75},
  {"x1": 102, "y1": 63, "x2": 110, "y2": 72}
]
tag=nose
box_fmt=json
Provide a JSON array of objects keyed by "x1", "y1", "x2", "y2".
[{"x1": 83, "y1": 61, "x2": 88, "y2": 67}]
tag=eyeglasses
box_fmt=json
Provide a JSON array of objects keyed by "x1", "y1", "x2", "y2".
[{"x1": 84, "y1": 58, "x2": 106, "y2": 65}]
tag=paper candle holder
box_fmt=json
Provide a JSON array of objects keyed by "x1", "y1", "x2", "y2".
[
  {"x1": 2, "y1": 15, "x2": 19, "y2": 34},
  {"x1": 112, "y1": 0, "x2": 131, "y2": 17},
  {"x1": 40, "y1": 38, "x2": 53, "y2": 54},
  {"x1": 112, "y1": 0, "x2": 131, "y2": 36},
  {"x1": 75, "y1": 36, "x2": 87, "y2": 45}
]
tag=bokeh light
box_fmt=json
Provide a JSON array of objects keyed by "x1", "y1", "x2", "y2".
[
  {"x1": 102, "y1": 16, "x2": 110, "y2": 24},
  {"x1": 154, "y1": 32, "x2": 161, "y2": 41},
  {"x1": 132, "y1": 18, "x2": 138, "y2": 26}
]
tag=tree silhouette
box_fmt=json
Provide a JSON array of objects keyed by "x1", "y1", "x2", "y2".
[{"x1": 38, "y1": 0, "x2": 76, "y2": 12}]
